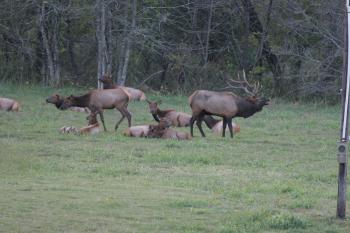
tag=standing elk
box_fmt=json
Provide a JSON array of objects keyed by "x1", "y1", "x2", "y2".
[
  {"x1": 203, "y1": 115, "x2": 240, "y2": 136},
  {"x1": 59, "y1": 89, "x2": 132, "y2": 132},
  {"x1": 189, "y1": 71, "x2": 269, "y2": 138},
  {"x1": 46, "y1": 94, "x2": 90, "y2": 113},
  {"x1": 99, "y1": 74, "x2": 147, "y2": 101},
  {"x1": 0, "y1": 97, "x2": 20, "y2": 111},
  {"x1": 147, "y1": 100, "x2": 191, "y2": 127}
]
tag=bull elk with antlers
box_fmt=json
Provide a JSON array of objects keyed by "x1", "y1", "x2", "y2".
[{"x1": 189, "y1": 71, "x2": 269, "y2": 138}]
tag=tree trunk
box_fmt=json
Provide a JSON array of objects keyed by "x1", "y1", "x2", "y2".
[
  {"x1": 118, "y1": 0, "x2": 136, "y2": 86},
  {"x1": 96, "y1": 0, "x2": 107, "y2": 89},
  {"x1": 242, "y1": 0, "x2": 282, "y2": 96}
]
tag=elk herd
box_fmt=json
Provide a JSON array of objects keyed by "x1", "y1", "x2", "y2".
[{"x1": 1, "y1": 72, "x2": 269, "y2": 140}]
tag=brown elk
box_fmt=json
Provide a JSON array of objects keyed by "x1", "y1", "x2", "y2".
[
  {"x1": 147, "y1": 100, "x2": 191, "y2": 127},
  {"x1": 99, "y1": 74, "x2": 146, "y2": 101},
  {"x1": 60, "y1": 112, "x2": 101, "y2": 135},
  {"x1": 203, "y1": 115, "x2": 240, "y2": 135},
  {"x1": 123, "y1": 125, "x2": 150, "y2": 137},
  {"x1": 59, "y1": 89, "x2": 132, "y2": 132},
  {"x1": 148, "y1": 119, "x2": 191, "y2": 140},
  {"x1": 0, "y1": 97, "x2": 20, "y2": 111},
  {"x1": 189, "y1": 71, "x2": 269, "y2": 138},
  {"x1": 46, "y1": 94, "x2": 90, "y2": 113}
]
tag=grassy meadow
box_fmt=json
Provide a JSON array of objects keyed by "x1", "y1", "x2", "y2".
[{"x1": 0, "y1": 83, "x2": 349, "y2": 233}]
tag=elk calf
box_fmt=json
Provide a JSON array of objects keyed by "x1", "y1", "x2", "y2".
[
  {"x1": 148, "y1": 119, "x2": 191, "y2": 140},
  {"x1": 147, "y1": 100, "x2": 191, "y2": 127},
  {"x1": 123, "y1": 125, "x2": 150, "y2": 137},
  {"x1": 0, "y1": 97, "x2": 20, "y2": 111},
  {"x1": 99, "y1": 74, "x2": 146, "y2": 101},
  {"x1": 60, "y1": 112, "x2": 101, "y2": 135}
]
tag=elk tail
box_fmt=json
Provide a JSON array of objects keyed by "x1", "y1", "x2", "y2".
[
  {"x1": 140, "y1": 92, "x2": 147, "y2": 101},
  {"x1": 12, "y1": 101, "x2": 20, "y2": 111},
  {"x1": 188, "y1": 90, "x2": 198, "y2": 106}
]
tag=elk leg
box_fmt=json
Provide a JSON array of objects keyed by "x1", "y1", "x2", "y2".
[
  {"x1": 222, "y1": 118, "x2": 227, "y2": 137},
  {"x1": 190, "y1": 116, "x2": 196, "y2": 137},
  {"x1": 99, "y1": 111, "x2": 107, "y2": 132},
  {"x1": 123, "y1": 107, "x2": 132, "y2": 127},
  {"x1": 196, "y1": 113, "x2": 206, "y2": 137},
  {"x1": 227, "y1": 118, "x2": 234, "y2": 138},
  {"x1": 115, "y1": 107, "x2": 126, "y2": 131}
]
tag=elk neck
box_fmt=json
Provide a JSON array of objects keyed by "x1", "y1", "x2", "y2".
[
  {"x1": 72, "y1": 93, "x2": 91, "y2": 108},
  {"x1": 236, "y1": 98, "x2": 264, "y2": 118},
  {"x1": 54, "y1": 99, "x2": 64, "y2": 109}
]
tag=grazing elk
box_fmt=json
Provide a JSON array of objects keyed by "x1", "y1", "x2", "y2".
[
  {"x1": 46, "y1": 94, "x2": 90, "y2": 113},
  {"x1": 147, "y1": 100, "x2": 191, "y2": 127},
  {"x1": 203, "y1": 115, "x2": 240, "y2": 135},
  {"x1": 59, "y1": 89, "x2": 132, "y2": 132},
  {"x1": 189, "y1": 71, "x2": 269, "y2": 138},
  {"x1": 0, "y1": 97, "x2": 20, "y2": 111},
  {"x1": 148, "y1": 119, "x2": 191, "y2": 140},
  {"x1": 99, "y1": 74, "x2": 147, "y2": 101},
  {"x1": 123, "y1": 125, "x2": 150, "y2": 137}
]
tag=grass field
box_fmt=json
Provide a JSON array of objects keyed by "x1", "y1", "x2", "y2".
[{"x1": 0, "y1": 83, "x2": 349, "y2": 233}]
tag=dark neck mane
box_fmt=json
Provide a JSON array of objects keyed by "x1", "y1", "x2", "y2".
[
  {"x1": 72, "y1": 94, "x2": 91, "y2": 108},
  {"x1": 236, "y1": 98, "x2": 261, "y2": 118},
  {"x1": 103, "y1": 82, "x2": 118, "y2": 89},
  {"x1": 54, "y1": 99, "x2": 64, "y2": 109}
]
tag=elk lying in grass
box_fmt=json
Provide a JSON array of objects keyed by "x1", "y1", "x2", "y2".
[
  {"x1": 99, "y1": 74, "x2": 146, "y2": 101},
  {"x1": 0, "y1": 97, "x2": 20, "y2": 111},
  {"x1": 46, "y1": 94, "x2": 90, "y2": 113},
  {"x1": 189, "y1": 71, "x2": 269, "y2": 138},
  {"x1": 123, "y1": 125, "x2": 150, "y2": 137},
  {"x1": 148, "y1": 119, "x2": 191, "y2": 140},
  {"x1": 59, "y1": 89, "x2": 132, "y2": 131},
  {"x1": 147, "y1": 100, "x2": 191, "y2": 127},
  {"x1": 60, "y1": 112, "x2": 101, "y2": 135},
  {"x1": 203, "y1": 115, "x2": 240, "y2": 135}
]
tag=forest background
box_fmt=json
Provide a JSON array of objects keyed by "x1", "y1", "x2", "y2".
[{"x1": 0, "y1": 0, "x2": 343, "y2": 101}]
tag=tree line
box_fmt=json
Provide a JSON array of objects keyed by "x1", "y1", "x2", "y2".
[{"x1": 0, "y1": 0, "x2": 344, "y2": 100}]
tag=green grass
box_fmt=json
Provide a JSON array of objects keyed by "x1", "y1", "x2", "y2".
[{"x1": 0, "y1": 83, "x2": 349, "y2": 233}]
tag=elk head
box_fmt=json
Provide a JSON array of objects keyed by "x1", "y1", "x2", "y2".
[
  {"x1": 146, "y1": 100, "x2": 162, "y2": 122},
  {"x1": 86, "y1": 112, "x2": 98, "y2": 125},
  {"x1": 46, "y1": 94, "x2": 61, "y2": 104},
  {"x1": 59, "y1": 95, "x2": 75, "y2": 110},
  {"x1": 99, "y1": 74, "x2": 113, "y2": 85}
]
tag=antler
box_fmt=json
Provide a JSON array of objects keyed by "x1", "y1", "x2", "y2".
[{"x1": 225, "y1": 70, "x2": 261, "y2": 96}]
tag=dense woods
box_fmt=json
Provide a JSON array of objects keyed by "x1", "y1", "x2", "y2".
[{"x1": 0, "y1": 0, "x2": 344, "y2": 100}]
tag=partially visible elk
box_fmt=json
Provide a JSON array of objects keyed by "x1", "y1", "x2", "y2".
[
  {"x1": 189, "y1": 71, "x2": 269, "y2": 138},
  {"x1": 0, "y1": 97, "x2": 20, "y2": 111},
  {"x1": 46, "y1": 94, "x2": 90, "y2": 113},
  {"x1": 124, "y1": 125, "x2": 150, "y2": 137},
  {"x1": 99, "y1": 74, "x2": 147, "y2": 101},
  {"x1": 148, "y1": 119, "x2": 191, "y2": 140},
  {"x1": 59, "y1": 89, "x2": 132, "y2": 131},
  {"x1": 203, "y1": 115, "x2": 240, "y2": 136},
  {"x1": 60, "y1": 112, "x2": 101, "y2": 135},
  {"x1": 147, "y1": 100, "x2": 191, "y2": 127}
]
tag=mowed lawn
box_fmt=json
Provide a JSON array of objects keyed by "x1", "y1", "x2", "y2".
[{"x1": 0, "y1": 83, "x2": 349, "y2": 233}]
